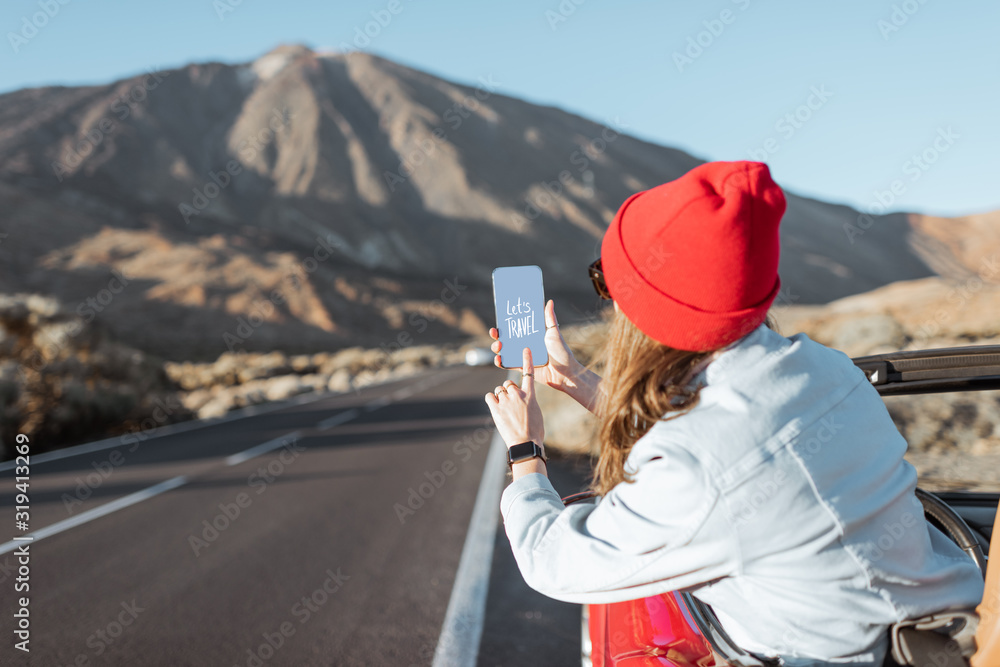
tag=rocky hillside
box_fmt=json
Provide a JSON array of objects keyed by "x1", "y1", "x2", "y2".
[
  {"x1": 0, "y1": 290, "x2": 485, "y2": 459},
  {"x1": 0, "y1": 293, "x2": 193, "y2": 459},
  {"x1": 772, "y1": 276, "x2": 1000, "y2": 358},
  {"x1": 0, "y1": 45, "x2": 977, "y2": 361}
]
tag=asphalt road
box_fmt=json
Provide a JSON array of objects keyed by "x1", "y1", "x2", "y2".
[
  {"x1": 0, "y1": 366, "x2": 589, "y2": 666},
  {"x1": 477, "y1": 454, "x2": 592, "y2": 667}
]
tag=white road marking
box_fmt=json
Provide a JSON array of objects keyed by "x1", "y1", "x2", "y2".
[
  {"x1": 224, "y1": 431, "x2": 302, "y2": 467},
  {"x1": 316, "y1": 409, "x2": 360, "y2": 430},
  {"x1": 431, "y1": 375, "x2": 512, "y2": 667},
  {"x1": 392, "y1": 386, "x2": 415, "y2": 401},
  {"x1": 0, "y1": 475, "x2": 189, "y2": 555},
  {"x1": 364, "y1": 396, "x2": 392, "y2": 411}
]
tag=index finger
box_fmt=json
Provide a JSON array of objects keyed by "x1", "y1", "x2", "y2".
[{"x1": 521, "y1": 347, "x2": 534, "y2": 393}]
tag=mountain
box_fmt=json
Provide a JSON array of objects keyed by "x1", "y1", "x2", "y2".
[
  {"x1": 0, "y1": 44, "x2": 984, "y2": 360},
  {"x1": 908, "y1": 210, "x2": 1000, "y2": 280}
]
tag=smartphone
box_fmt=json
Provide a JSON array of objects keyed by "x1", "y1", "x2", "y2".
[{"x1": 492, "y1": 265, "x2": 549, "y2": 369}]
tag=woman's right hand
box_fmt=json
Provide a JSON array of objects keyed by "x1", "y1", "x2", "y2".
[{"x1": 490, "y1": 299, "x2": 602, "y2": 413}]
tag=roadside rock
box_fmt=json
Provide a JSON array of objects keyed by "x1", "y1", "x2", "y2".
[
  {"x1": 163, "y1": 342, "x2": 479, "y2": 421},
  {"x1": 327, "y1": 368, "x2": 353, "y2": 393},
  {"x1": 265, "y1": 375, "x2": 311, "y2": 402}
]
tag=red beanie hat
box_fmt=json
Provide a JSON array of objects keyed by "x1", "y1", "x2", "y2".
[{"x1": 601, "y1": 160, "x2": 785, "y2": 351}]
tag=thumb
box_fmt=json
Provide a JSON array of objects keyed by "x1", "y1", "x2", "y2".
[
  {"x1": 521, "y1": 346, "x2": 535, "y2": 394},
  {"x1": 544, "y1": 299, "x2": 559, "y2": 331}
]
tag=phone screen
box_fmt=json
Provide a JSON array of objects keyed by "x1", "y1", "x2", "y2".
[{"x1": 492, "y1": 265, "x2": 549, "y2": 369}]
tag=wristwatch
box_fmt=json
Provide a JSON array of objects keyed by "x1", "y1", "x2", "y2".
[{"x1": 507, "y1": 441, "x2": 547, "y2": 468}]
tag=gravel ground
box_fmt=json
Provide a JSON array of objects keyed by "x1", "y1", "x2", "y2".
[{"x1": 905, "y1": 451, "x2": 1000, "y2": 492}]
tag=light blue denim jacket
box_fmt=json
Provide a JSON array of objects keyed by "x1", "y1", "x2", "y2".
[{"x1": 500, "y1": 323, "x2": 984, "y2": 666}]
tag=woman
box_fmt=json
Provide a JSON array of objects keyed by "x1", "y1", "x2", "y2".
[{"x1": 484, "y1": 161, "x2": 983, "y2": 666}]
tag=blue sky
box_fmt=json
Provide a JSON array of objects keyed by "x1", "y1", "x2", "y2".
[{"x1": 2, "y1": 0, "x2": 997, "y2": 216}]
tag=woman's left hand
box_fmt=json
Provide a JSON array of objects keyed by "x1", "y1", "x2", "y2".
[{"x1": 485, "y1": 346, "x2": 545, "y2": 448}]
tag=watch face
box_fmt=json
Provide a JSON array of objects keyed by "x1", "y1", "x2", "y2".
[{"x1": 507, "y1": 441, "x2": 543, "y2": 464}]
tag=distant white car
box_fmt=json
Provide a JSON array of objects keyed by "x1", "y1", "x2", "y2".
[{"x1": 464, "y1": 347, "x2": 494, "y2": 366}]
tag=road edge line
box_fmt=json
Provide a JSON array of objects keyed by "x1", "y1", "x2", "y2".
[
  {"x1": 224, "y1": 431, "x2": 302, "y2": 467},
  {"x1": 0, "y1": 474, "x2": 189, "y2": 555},
  {"x1": 0, "y1": 426, "x2": 303, "y2": 555},
  {"x1": 431, "y1": 373, "x2": 512, "y2": 667}
]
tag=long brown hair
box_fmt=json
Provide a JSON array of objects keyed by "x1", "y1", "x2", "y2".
[{"x1": 590, "y1": 309, "x2": 777, "y2": 497}]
